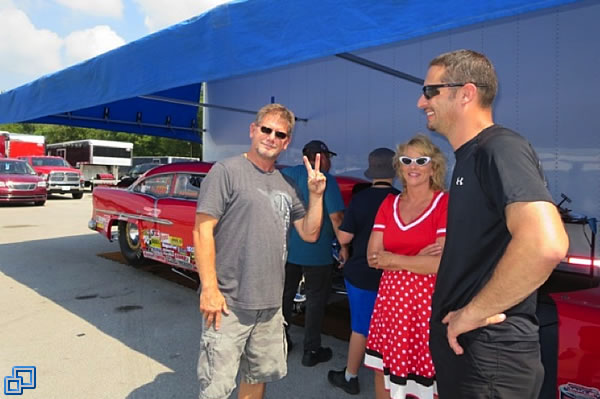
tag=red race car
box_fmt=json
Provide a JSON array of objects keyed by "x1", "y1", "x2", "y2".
[
  {"x1": 89, "y1": 161, "x2": 364, "y2": 268},
  {"x1": 89, "y1": 161, "x2": 600, "y2": 398}
]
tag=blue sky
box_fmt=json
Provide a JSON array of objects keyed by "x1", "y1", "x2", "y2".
[{"x1": 0, "y1": 0, "x2": 230, "y2": 92}]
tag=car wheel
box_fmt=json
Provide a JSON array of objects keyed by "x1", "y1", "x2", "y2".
[
  {"x1": 34, "y1": 200, "x2": 46, "y2": 206},
  {"x1": 118, "y1": 221, "x2": 145, "y2": 267},
  {"x1": 72, "y1": 192, "x2": 84, "y2": 199}
]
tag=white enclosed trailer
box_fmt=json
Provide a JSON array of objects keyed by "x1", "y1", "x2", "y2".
[{"x1": 47, "y1": 139, "x2": 133, "y2": 187}]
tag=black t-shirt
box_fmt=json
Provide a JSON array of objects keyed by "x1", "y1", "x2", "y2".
[
  {"x1": 432, "y1": 125, "x2": 553, "y2": 342},
  {"x1": 340, "y1": 184, "x2": 400, "y2": 291}
]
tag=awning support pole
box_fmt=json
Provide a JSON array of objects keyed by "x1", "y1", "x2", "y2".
[
  {"x1": 55, "y1": 112, "x2": 203, "y2": 133},
  {"x1": 336, "y1": 53, "x2": 424, "y2": 85},
  {"x1": 138, "y1": 95, "x2": 309, "y2": 122}
]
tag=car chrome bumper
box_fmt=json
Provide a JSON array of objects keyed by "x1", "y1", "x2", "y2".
[{"x1": 47, "y1": 185, "x2": 84, "y2": 194}]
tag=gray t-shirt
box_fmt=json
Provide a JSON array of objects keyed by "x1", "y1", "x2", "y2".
[{"x1": 196, "y1": 155, "x2": 306, "y2": 309}]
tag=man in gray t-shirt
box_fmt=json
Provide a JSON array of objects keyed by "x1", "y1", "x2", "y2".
[{"x1": 193, "y1": 103, "x2": 327, "y2": 399}]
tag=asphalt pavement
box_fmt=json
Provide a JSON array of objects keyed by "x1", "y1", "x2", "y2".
[{"x1": 0, "y1": 194, "x2": 375, "y2": 398}]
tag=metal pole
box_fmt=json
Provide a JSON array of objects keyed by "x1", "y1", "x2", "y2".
[{"x1": 336, "y1": 53, "x2": 424, "y2": 85}]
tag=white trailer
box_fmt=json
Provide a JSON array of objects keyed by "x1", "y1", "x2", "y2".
[{"x1": 47, "y1": 139, "x2": 133, "y2": 187}]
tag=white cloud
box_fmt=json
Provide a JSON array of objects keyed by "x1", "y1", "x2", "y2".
[
  {"x1": 0, "y1": 4, "x2": 62, "y2": 81},
  {"x1": 0, "y1": 0, "x2": 226, "y2": 91},
  {"x1": 0, "y1": 2, "x2": 127, "y2": 90},
  {"x1": 64, "y1": 25, "x2": 126, "y2": 65},
  {"x1": 134, "y1": 0, "x2": 230, "y2": 32},
  {"x1": 54, "y1": 0, "x2": 124, "y2": 18}
]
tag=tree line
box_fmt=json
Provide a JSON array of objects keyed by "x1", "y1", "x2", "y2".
[{"x1": 1, "y1": 123, "x2": 202, "y2": 159}]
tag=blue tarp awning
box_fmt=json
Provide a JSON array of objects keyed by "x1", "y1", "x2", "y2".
[{"x1": 0, "y1": 0, "x2": 580, "y2": 142}]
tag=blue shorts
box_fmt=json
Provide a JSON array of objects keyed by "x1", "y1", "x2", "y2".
[{"x1": 345, "y1": 278, "x2": 377, "y2": 337}]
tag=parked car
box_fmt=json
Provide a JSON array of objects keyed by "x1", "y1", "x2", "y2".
[
  {"x1": 116, "y1": 163, "x2": 160, "y2": 188},
  {"x1": 130, "y1": 156, "x2": 200, "y2": 167},
  {"x1": 0, "y1": 158, "x2": 47, "y2": 206},
  {"x1": 537, "y1": 198, "x2": 600, "y2": 398},
  {"x1": 19, "y1": 155, "x2": 85, "y2": 199}
]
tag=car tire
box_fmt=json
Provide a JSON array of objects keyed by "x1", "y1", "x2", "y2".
[
  {"x1": 118, "y1": 221, "x2": 145, "y2": 267},
  {"x1": 72, "y1": 192, "x2": 84, "y2": 199},
  {"x1": 34, "y1": 200, "x2": 46, "y2": 206}
]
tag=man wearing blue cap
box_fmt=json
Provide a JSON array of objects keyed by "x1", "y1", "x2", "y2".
[{"x1": 282, "y1": 140, "x2": 345, "y2": 367}]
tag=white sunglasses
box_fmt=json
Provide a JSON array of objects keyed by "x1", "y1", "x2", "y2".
[{"x1": 399, "y1": 156, "x2": 431, "y2": 166}]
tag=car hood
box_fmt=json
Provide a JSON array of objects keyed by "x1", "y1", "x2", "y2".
[
  {"x1": 31, "y1": 166, "x2": 80, "y2": 174},
  {"x1": 558, "y1": 286, "x2": 600, "y2": 309},
  {"x1": 0, "y1": 173, "x2": 43, "y2": 183}
]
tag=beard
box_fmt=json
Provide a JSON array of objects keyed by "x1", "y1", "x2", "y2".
[{"x1": 256, "y1": 143, "x2": 280, "y2": 160}]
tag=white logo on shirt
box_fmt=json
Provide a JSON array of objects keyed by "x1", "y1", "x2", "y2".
[
  {"x1": 455, "y1": 177, "x2": 464, "y2": 186},
  {"x1": 259, "y1": 188, "x2": 293, "y2": 261}
]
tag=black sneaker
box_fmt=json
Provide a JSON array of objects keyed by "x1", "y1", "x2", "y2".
[
  {"x1": 301, "y1": 346, "x2": 332, "y2": 367},
  {"x1": 328, "y1": 368, "x2": 360, "y2": 395}
]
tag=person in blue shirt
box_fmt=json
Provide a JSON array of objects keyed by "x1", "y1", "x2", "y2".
[{"x1": 282, "y1": 140, "x2": 346, "y2": 367}]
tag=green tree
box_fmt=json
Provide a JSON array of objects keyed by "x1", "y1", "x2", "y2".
[{"x1": 0, "y1": 123, "x2": 202, "y2": 159}]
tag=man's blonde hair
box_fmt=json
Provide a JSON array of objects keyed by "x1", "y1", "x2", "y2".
[{"x1": 255, "y1": 103, "x2": 295, "y2": 134}]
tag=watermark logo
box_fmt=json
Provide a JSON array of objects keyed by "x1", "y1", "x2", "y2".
[{"x1": 4, "y1": 367, "x2": 36, "y2": 395}]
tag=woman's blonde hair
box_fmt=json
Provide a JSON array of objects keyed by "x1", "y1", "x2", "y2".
[{"x1": 393, "y1": 134, "x2": 447, "y2": 193}]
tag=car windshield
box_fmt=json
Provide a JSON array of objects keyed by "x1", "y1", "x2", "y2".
[
  {"x1": 131, "y1": 163, "x2": 158, "y2": 176},
  {"x1": 31, "y1": 157, "x2": 70, "y2": 167},
  {"x1": 0, "y1": 160, "x2": 36, "y2": 175}
]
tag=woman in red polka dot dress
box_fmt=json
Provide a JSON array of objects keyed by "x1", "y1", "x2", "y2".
[{"x1": 365, "y1": 134, "x2": 448, "y2": 399}]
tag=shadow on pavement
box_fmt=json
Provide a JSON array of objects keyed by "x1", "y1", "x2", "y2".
[
  {"x1": 0, "y1": 234, "x2": 201, "y2": 398},
  {"x1": 0, "y1": 233, "x2": 368, "y2": 398}
]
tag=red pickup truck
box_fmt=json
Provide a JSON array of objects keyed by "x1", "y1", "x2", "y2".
[{"x1": 19, "y1": 155, "x2": 85, "y2": 199}]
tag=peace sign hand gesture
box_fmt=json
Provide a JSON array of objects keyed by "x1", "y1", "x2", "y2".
[{"x1": 304, "y1": 154, "x2": 326, "y2": 196}]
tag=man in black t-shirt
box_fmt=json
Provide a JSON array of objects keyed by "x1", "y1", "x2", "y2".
[{"x1": 417, "y1": 49, "x2": 569, "y2": 398}]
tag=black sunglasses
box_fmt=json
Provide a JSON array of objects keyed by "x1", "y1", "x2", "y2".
[
  {"x1": 259, "y1": 125, "x2": 288, "y2": 140},
  {"x1": 422, "y1": 83, "x2": 488, "y2": 100}
]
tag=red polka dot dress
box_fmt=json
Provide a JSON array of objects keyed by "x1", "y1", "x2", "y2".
[{"x1": 364, "y1": 191, "x2": 448, "y2": 399}]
